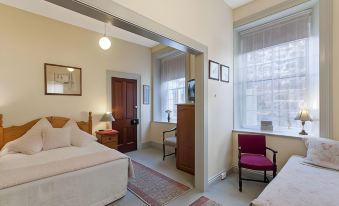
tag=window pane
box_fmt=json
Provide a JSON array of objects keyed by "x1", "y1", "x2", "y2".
[
  {"x1": 236, "y1": 12, "x2": 319, "y2": 135},
  {"x1": 160, "y1": 53, "x2": 186, "y2": 122}
]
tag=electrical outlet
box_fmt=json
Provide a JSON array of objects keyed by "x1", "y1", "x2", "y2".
[{"x1": 221, "y1": 172, "x2": 226, "y2": 180}]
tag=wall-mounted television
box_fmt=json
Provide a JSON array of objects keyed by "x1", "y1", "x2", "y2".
[{"x1": 188, "y1": 79, "x2": 195, "y2": 102}]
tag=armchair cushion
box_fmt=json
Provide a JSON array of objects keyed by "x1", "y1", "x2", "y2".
[
  {"x1": 240, "y1": 154, "x2": 274, "y2": 171},
  {"x1": 164, "y1": 136, "x2": 177, "y2": 147}
]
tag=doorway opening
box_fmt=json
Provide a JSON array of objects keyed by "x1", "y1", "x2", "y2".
[{"x1": 46, "y1": 0, "x2": 208, "y2": 191}]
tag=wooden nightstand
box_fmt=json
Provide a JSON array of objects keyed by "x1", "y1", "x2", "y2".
[{"x1": 95, "y1": 130, "x2": 119, "y2": 150}]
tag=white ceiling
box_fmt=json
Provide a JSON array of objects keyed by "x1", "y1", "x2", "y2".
[
  {"x1": 224, "y1": 0, "x2": 255, "y2": 9},
  {"x1": 0, "y1": 0, "x2": 159, "y2": 48}
]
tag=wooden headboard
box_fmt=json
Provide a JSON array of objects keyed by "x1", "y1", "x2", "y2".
[{"x1": 0, "y1": 112, "x2": 92, "y2": 149}]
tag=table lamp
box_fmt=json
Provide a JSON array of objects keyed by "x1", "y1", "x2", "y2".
[
  {"x1": 295, "y1": 109, "x2": 312, "y2": 135},
  {"x1": 100, "y1": 112, "x2": 115, "y2": 130}
]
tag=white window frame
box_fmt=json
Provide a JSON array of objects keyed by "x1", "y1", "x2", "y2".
[
  {"x1": 233, "y1": 0, "x2": 332, "y2": 138},
  {"x1": 161, "y1": 77, "x2": 186, "y2": 122}
]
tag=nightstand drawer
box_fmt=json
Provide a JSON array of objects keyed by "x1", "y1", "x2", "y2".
[
  {"x1": 101, "y1": 135, "x2": 117, "y2": 143},
  {"x1": 103, "y1": 141, "x2": 117, "y2": 149}
]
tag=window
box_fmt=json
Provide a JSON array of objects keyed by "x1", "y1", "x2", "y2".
[
  {"x1": 160, "y1": 54, "x2": 186, "y2": 122},
  {"x1": 235, "y1": 11, "x2": 319, "y2": 135}
]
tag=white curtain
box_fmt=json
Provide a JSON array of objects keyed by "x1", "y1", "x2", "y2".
[
  {"x1": 236, "y1": 11, "x2": 319, "y2": 135},
  {"x1": 160, "y1": 53, "x2": 186, "y2": 122}
]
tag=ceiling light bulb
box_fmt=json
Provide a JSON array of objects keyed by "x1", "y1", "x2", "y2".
[
  {"x1": 99, "y1": 36, "x2": 111, "y2": 50},
  {"x1": 67, "y1": 68, "x2": 75, "y2": 72}
]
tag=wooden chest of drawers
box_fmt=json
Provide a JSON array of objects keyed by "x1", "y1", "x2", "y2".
[
  {"x1": 176, "y1": 104, "x2": 195, "y2": 175},
  {"x1": 95, "y1": 130, "x2": 118, "y2": 150}
]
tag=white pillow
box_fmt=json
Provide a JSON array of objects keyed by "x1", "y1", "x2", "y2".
[
  {"x1": 42, "y1": 127, "x2": 71, "y2": 150},
  {"x1": 63, "y1": 119, "x2": 97, "y2": 147},
  {"x1": 304, "y1": 137, "x2": 339, "y2": 170},
  {"x1": 0, "y1": 147, "x2": 13, "y2": 157},
  {"x1": 2, "y1": 118, "x2": 52, "y2": 155}
]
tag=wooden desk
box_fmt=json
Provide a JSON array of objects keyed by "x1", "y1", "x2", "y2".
[{"x1": 95, "y1": 130, "x2": 118, "y2": 150}]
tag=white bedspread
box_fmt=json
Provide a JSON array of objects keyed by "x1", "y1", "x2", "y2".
[
  {"x1": 252, "y1": 155, "x2": 339, "y2": 206},
  {"x1": 0, "y1": 142, "x2": 132, "y2": 206},
  {"x1": 0, "y1": 142, "x2": 117, "y2": 170}
]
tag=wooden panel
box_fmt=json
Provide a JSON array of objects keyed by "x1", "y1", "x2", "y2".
[
  {"x1": 112, "y1": 78, "x2": 125, "y2": 120},
  {"x1": 126, "y1": 81, "x2": 136, "y2": 119},
  {"x1": 0, "y1": 112, "x2": 92, "y2": 149},
  {"x1": 104, "y1": 141, "x2": 118, "y2": 149},
  {"x1": 101, "y1": 134, "x2": 118, "y2": 144},
  {"x1": 0, "y1": 114, "x2": 3, "y2": 148},
  {"x1": 176, "y1": 104, "x2": 195, "y2": 175}
]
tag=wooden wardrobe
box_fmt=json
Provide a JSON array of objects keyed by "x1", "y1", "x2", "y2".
[{"x1": 176, "y1": 103, "x2": 195, "y2": 175}]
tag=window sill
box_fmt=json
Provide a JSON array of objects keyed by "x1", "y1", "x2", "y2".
[
  {"x1": 232, "y1": 128, "x2": 319, "y2": 140},
  {"x1": 152, "y1": 120, "x2": 177, "y2": 124}
]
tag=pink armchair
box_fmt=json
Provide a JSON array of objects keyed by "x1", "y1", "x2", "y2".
[{"x1": 238, "y1": 134, "x2": 277, "y2": 192}]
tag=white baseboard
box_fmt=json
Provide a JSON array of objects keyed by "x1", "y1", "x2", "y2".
[{"x1": 208, "y1": 170, "x2": 227, "y2": 186}]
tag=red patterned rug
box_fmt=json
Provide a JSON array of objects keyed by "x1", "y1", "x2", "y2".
[
  {"x1": 128, "y1": 160, "x2": 191, "y2": 206},
  {"x1": 190, "y1": 196, "x2": 222, "y2": 206}
]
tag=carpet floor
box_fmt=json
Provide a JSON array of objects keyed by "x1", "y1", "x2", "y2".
[
  {"x1": 109, "y1": 148, "x2": 265, "y2": 206},
  {"x1": 128, "y1": 160, "x2": 191, "y2": 206},
  {"x1": 189, "y1": 196, "x2": 222, "y2": 206}
]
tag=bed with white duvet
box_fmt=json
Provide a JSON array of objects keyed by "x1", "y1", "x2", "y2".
[
  {"x1": 252, "y1": 137, "x2": 339, "y2": 206},
  {"x1": 0, "y1": 114, "x2": 133, "y2": 206}
]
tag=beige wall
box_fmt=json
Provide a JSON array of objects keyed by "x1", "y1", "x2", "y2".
[
  {"x1": 150, "y1": 122, "x2": 176, "y2": 144},
  {"x1": 112, "y1": 0, "x2": 234, "y2": 179},
  {"x1": 332, "y1": 1, "x2": 339, "y2": 140},
  {"x1": 232, "y1": 0, "x2": 339, "y2": 169},
  {"x1": 0, "y1": 4, "x2": 152, "y2": 142}
]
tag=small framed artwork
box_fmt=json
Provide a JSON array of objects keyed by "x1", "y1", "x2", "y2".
[
  {"x1": 143, "y1": 85, "x2": 150, "y2": 105},
  {"x1": 220, "y1": 65, "x2": 230, "y2": 83},
  {"x1": 209, "y1": 60, "x2": 220, "y2": 80},
  {"x1": 187, "y1": 79, "x2": 195, "y2": 102},
  {"x1": 44, "y1": 63, "x2": 82, "y2": 96}
]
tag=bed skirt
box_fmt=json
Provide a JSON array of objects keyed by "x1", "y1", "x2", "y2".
[{"x1": 0, "y1": 159, "x2": 129, "y2": 206}]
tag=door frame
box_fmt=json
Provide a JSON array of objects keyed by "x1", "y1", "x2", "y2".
[
  {"x1": 46, "y1": 0, "x2": 208, "y2": 191},
  {"x1": 106, "y1": 70, "x2": 142, "y2": 151}
]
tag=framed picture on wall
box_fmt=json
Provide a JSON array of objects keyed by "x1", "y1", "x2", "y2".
[
  {"x1": 220, "y1": 65, "x2": 230, "y2": 83},
  {"x1": 209, "y1": 60, "x2": 220, "y2": 80},
  {"x1": 44, "y1": 63, "x2": 82, "y2": 96},
  {"x1": 143, "y1": 85, "x2": 150, "y2": 105}
]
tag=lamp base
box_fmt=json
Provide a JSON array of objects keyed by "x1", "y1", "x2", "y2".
[
  {"x1": 299, "y1": 129, "x2": 308, "y2": 135},
  {"x1": 106, "y1": 122, "x2": 112, "y2": 130}
]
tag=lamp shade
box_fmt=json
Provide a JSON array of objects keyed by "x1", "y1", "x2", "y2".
[
  {"x1": 295, "y1": 109, "x2": 312, "y2": 122},
  {"x1": 100, "y1": 112, "x2": 115, "y2": 122},
  {"x1": 99, "y1": 36, "x2": 111, "y2": 50}
]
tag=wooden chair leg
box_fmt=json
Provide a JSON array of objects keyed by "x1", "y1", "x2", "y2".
[
  {"x1": 239, "y1": 166, "x2": 242, "y2": 192},
  {"x1": 163, "y1": 144, "x2": 165, "y2": 160},
  {"x1": 273, "y1": 166, "x2": 277, "y2": 178},
  {"x1": 264, "y1": 170, "x2": 267, "y2": 182}
]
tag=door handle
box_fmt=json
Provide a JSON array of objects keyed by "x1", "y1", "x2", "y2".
[{"x1": 131, "y1": 119, "x2": 139, "y2": 125}]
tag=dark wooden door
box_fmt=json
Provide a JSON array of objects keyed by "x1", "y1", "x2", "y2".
[{"x1": 111, "y1": 77, "x2": 137, "y2": 153}]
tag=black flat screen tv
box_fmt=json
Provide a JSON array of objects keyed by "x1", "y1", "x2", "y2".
[{"x1": 188, "y1": 79, "x2": 195, "y2": 102}]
